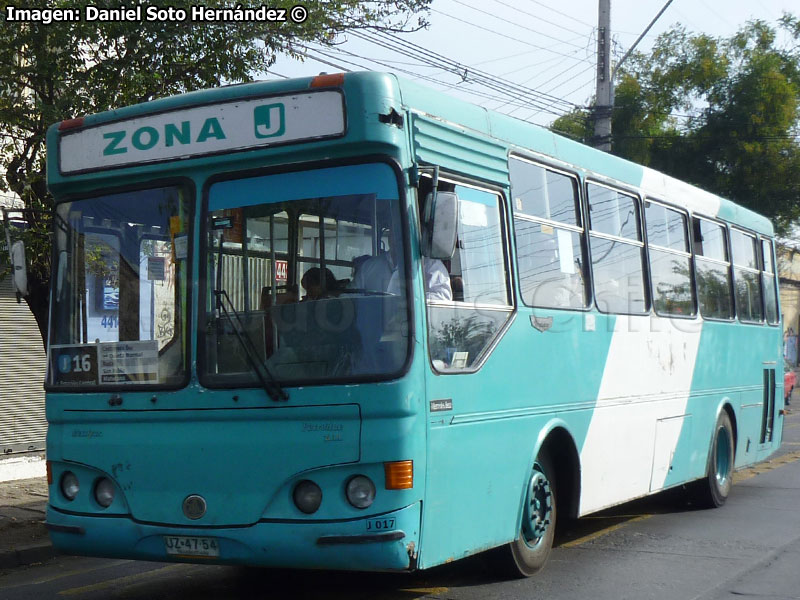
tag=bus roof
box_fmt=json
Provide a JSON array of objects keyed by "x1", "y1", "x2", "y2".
[{"x1": 48, "y1": 71, "x2": 773, "y2": 236}]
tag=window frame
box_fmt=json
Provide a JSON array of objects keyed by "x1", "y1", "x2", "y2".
[
  {"x1": 508, "y1": 153, "x2": 591, "y2": 312},
  {"x1": 643, "y1": 197, "x2": 698, "y2": 319},
  {"x1": 45, "y1": 177, "x2": 195, "y2": 392},
  {"x1": 585, "y1": 179, "x2": 650, "y2": 316},
  {"x1": 421, "y1": 171, "x2": 516, "y2": 375},
  {"x1": 197, "y1": 155, "x2": 417, "y2": 389},
  {"x1": 730, "y1": 225, "x2": 765, "y2": 325},
  {"x1": 760, "y1": 236, "x2": 780, "y2": 327},
  {"x1": 691, "y1": 214, "x2": 736, "y2": 323}
]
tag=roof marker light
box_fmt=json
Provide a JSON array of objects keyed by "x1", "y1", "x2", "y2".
[
  {"x1": 58, "y1": 117, "x2": 85, "y2": 131},
  {"x1": 310, "y1": 73, "x2": 345, "y2": 88}
]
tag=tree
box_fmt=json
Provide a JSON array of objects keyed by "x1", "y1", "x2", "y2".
[
  {"x1": 0, "y1": 0, "x2": 431, "y2": 344},
  {"x1": 552, "y1": 15, "x2": 800, "y2": 235}
]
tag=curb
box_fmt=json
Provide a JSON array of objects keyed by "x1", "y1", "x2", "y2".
[{"x1": 0, "y1": 541, "x2": 57, "y2": 570}]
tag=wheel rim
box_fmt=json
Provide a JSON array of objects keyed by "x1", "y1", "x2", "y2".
[
  {"x1": 715, "y1": 425, "x2": 731, "y2": 486},
  {"x1": 521, "y1": 463, "x2": 552, "y2": 549}
]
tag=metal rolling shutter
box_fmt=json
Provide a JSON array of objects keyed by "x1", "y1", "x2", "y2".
[{"x1": 0, "y1": 276, "x2": 47, "y2": 454}]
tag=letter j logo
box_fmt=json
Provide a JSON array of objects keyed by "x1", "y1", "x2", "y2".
[
  {"x1": 253, "y1": 103, "x2": 285, "y2": 139},
  {"x1": 58, "y1": 354, "x2": 72, "y2": 374}
]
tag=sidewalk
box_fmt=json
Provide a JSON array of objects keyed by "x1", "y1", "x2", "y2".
[{"x1": 0, "y1": 476, "x2": 54, "y2": 570}]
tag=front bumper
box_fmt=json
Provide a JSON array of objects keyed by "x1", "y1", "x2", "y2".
[{"x1": 46, "y1": 502, "x2": 421, "y2": 571}]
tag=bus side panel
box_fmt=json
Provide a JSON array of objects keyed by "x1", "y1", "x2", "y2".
[
  {"x1": 418, "y1": 310, "x2": 612, "y2": 569},
  {"x1": 578, "y1": 314, "x2": 704, "y2": 514}
]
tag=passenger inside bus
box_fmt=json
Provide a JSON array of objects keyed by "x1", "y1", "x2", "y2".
[{"x1": 300, "y1": 267, "x2": 340, "y2": 301}]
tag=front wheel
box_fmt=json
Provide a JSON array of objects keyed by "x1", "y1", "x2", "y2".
[
  {"x1": 692, "y1": 411, "x2": 734, "y2": 508},
  {"x1": 492, "y1": 453, "x2": 556, "y2": 577}
]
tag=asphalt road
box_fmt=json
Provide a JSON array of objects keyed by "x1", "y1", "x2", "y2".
[{"x1": 2, "y1": 407, "x2": 800, "y2": 600}]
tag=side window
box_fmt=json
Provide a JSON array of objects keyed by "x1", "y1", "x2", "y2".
[
  {"x1": 761, "y1": 238, "x2": 779, "y2": 325},
  {"x1": 731, "y1": 229, "x2": 763, "y2": 323},
  {"x1": 645, "y1": 201, "x2": 696, "y2": 316},
  {"x1": 508, "y1": 157, "x2": 588, "y2": 309},
  {"x1": 693, "y1": 218, "x2": 734, "y2": 320},
  {"x1": 587, "y1": 183, "x2": 647, "y2": 314},
  {"x1": 424, "y1": 179, "x2": 513, "y2": 372}
]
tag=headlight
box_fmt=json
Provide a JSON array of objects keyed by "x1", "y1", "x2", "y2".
[
  {"x1": 293, "y1": 480, "x2": 322, "y2": 514},
  {"x1": 94, "y1": 478, "x2": 115, "y2": 508},
  {"x1": 346, "y1": 475, "x2": 376, "y2": 509},
  {"x1": 60, "y1": 472, "x2": 80, "y2": 501}
]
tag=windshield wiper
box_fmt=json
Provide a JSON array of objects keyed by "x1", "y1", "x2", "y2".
[
  {"x1": 213, "y1": 231, "x2": 287, "y2": 402},
  {"x1": 214, "y1": 288, "x2": 288, "y2": 402}
]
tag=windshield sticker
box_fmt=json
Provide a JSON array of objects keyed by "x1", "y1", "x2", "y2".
[
  {"x1": 50, "y1": 341, "x2": 159, "y2": 385},
  {"x1": 173, "y1": 234, "x2": 188, "y2": 260},
  {"x1": 99, "y1": 341, "x2": 159, "y2": 384},
  {"x1": 50, "y1": 345, "x2": 99, "y2": 384},
  {"x1": 147, "y1": 257, "x2": 166, "y2": 281}
]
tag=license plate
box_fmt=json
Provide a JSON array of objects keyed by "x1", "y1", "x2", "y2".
[
  {"x1": 366, "y1": 518, "x2": 396, "y2": 532},
  {"x1": 163, "y1": 536, "x2": 220, "y2": 557}
]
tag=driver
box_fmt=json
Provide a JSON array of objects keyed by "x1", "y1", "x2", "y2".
[{"x1": 300, "y1": 267, "x2": 338, "y2": 300}]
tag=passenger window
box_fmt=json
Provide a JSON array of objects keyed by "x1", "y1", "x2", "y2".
[
  {"x1": 761, "y1": 238, "x2": 779, "y2": 325},
  {"x1": 587, "y1": 183, "x2": 647, "y2": 314},
  {"x1": 508, "y1": 157, "x2": 589, "y2": 309},
  {"x1": 424, "y1": 180, "x2": 512, "y2": 372},
  {"x1": 730, "y1": 229, "x2": 763, "y2": 323},
  {"x1": 645, "y1": 201, "x2": 696, "y2": 316},
  {"x1": 693, "y1": 218, "x2": 734, "y2": 320}
]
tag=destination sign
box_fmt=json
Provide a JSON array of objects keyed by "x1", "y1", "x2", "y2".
[{"x1": 59, "y1": 90, "x2": 345, "y2": 174}]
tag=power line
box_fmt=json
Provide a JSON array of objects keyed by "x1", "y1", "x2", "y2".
[
  {"x1": 349, "y1": 30, "x2": 585, "y2": 115},
  {"x1": 488, "y1": 0, "x2": 593, "y2": 38},
  {"x1": 519, "y1": 0, "x2": 595, "y2": 29},
  {"x1": 305, "y1": 43, "x2": 561, "y2": 117},
  {"x1": 430, "y1": 8, "x2": 593, "y2": 65},
  {"x1": 448, "y1": 0, "x2": 591, "y2": 51}
]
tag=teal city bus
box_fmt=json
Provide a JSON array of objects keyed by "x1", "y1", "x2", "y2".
[{"x1": 43, "y1": 72, "x2": 784, "y2": 576}]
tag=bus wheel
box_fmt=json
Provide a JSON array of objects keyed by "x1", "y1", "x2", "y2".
[
  {"x1": 693, "y1": 411, "x2": 734, "y2": 508},
  {"x1": 492, "y1": 453, "x2": 556, "y2": 577}
]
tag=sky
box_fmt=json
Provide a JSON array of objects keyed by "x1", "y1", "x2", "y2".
[{"x1": 267, "y1": 0, "x2": 797, "y2": 127}]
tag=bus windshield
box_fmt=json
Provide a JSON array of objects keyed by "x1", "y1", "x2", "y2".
[
  {"x1": 200, "y1": 162, "x2": 410, "y2": 386},
  {"x1": 48, "y1": 186, "x2": 191, "y2": 388}
]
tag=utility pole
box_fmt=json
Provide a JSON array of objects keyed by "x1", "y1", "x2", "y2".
[
  {"x1": 593, "y1": 0, "x2": 613, "y2": 152},
  {"x1": 592, "y1": 0, "x2": 675, "y2": 153}
]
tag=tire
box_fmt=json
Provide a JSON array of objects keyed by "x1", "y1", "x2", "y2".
[
  {"x1": 692, "y1": 411, "x2": 735, "y2": 508},
  {"x1": 491, "y1": 452, "x2": 556, "y2": 578}
]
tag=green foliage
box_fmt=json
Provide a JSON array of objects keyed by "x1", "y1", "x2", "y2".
[
  {"x1": 560, "y1": 15, "x2": 800, "y2": 235},
  {"x1": 0, "y1": 0, "x2": 431, "y2": 341}
]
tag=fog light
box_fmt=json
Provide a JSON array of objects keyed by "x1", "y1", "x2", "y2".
[
  {"x1": 346, "y1": 475, "x2": 376, "y2": 509},
  {"x1": 60, "y1": 472, "x2": 79, "y2": 501},
  {"x1": 293, "y1": 480, "x2": 322, "y2": 514},
  {"x1": 94, "y1": 478, "x2": 115, "y2": 508}
]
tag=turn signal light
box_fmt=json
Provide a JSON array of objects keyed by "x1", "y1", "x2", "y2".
[
  {"x1": 310, "y1": 73, "x2": 345, "y2": 88},
  {"x1": 384, "y1": 460, "x2": 413, "y2": 490}
]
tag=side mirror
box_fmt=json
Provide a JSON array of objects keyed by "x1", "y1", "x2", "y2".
[
  {"x1": 423, "y1": 191, "x2": 458, "y2": 259},
  {"x1": 10, "y1": 240, "x2": 29, "y2": 299}
]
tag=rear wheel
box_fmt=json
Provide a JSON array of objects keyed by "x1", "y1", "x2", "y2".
[
  {"x1": 492, "y1": 453, "x2": 556, "y2": 577},
  {"x1": 692, "y1": 411, "x2": 734, "y2": 508}
]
